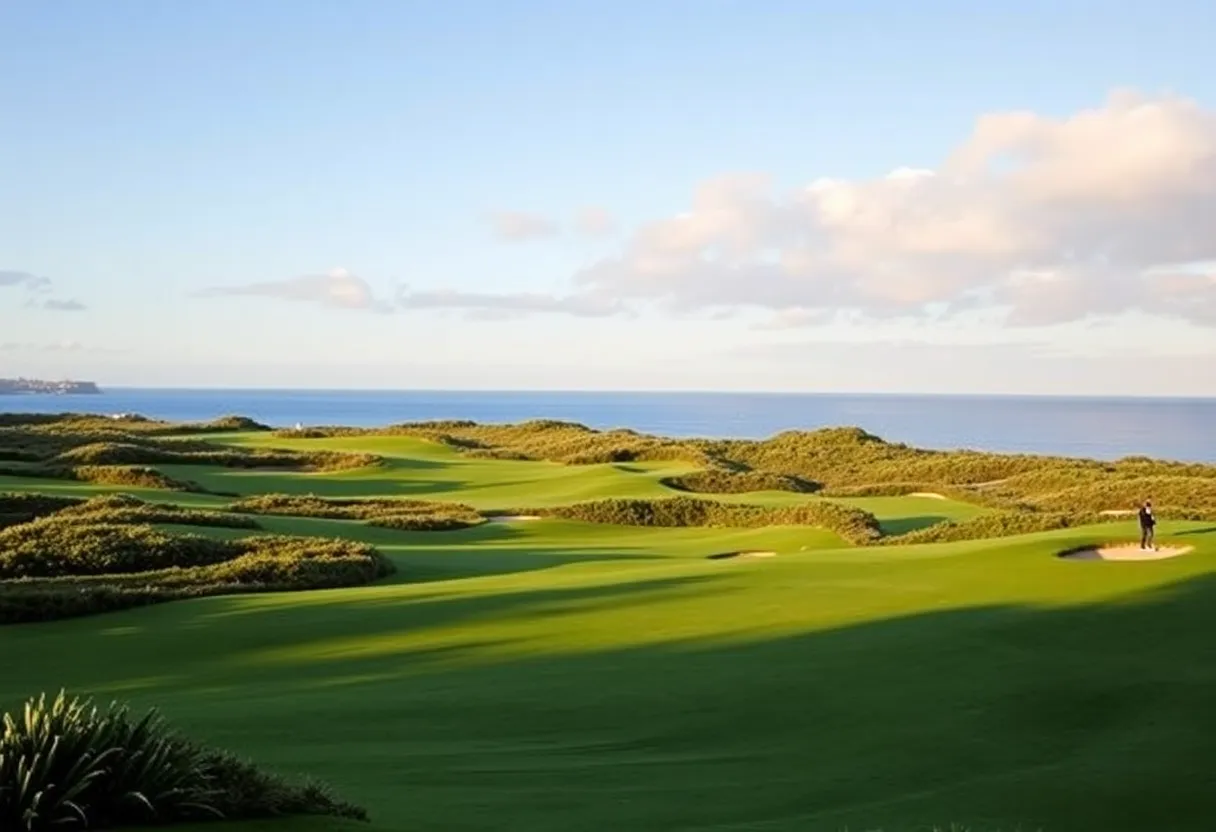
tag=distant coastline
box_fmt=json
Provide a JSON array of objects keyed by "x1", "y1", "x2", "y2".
[{"x1": 0, "y1": 378, "x2": 101, "y2": 396}]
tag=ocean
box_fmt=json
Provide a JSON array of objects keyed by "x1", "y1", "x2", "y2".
[{"x1": 1, "y1": 388, "x2": 1213, "y2": 463}]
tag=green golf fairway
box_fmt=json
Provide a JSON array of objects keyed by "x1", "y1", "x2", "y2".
[{"x1": 3, "y1": 426, "x2": 1214, "y2": 831}]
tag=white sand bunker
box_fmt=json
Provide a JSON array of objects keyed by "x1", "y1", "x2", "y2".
[
  {"x1": 707, "y1": 550, "x2": 778, "y2": 561},
  {"x1": 485, "y1": 515, "x2": 542, "y2": 523},
  {"x1": 909, "y1": 491, "x2": 947, "y2": 500},
  {"x1": 1061, "y1": 544, "x2": 1195, "y2": 562}
]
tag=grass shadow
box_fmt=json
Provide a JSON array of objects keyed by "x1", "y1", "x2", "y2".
[{"x1": 1176, "y1": 526, "x2": 1216, "y2": 537}]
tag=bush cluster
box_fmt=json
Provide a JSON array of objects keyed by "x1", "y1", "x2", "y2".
[
  {"x1": 229, "y1": 493, "x2": 484, "y2": 530},
  {"x1": 1025, "y1": 475, "x2": 1216, "y2": 513},
  {"x1": 0, "y1": 519, "x2": 395, "y2": 623},
  {"x1": 661, "y1": 468, "x2": 820, "y2": 495},
  {"x1": 0, "y1": 691, "x2": 366, "y2": 830},
  {"x1": 0, "y1": 419, "x2": 379, "y2": 499},
  {"x1": 879, "y1": 511, "x2": 1118, "y2": 546},
  {"x1": 817, "y1": 482, "x2": 1029, "y2": 510},
  {"x1": 520, "y1": 496, "x2": 882, "y2": 545},
  {"x1": 0, "y1": 520, "x2": 243, "y2": 579},
  {"x1": 53, "y1": 441, "x2": 379, "y2": 473},
  {"x1": 66, "y1": 465, "x2": 208, "y2": 492},
  {"x1": 56, "y1": 493, "x2": 263, "y2": 529},
  {"x1": 0, "y1": 492, "x2": 84, "y2": 529}
]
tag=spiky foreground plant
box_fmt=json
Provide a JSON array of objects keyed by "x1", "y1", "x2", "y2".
[{"x1": 0, "y1": 691, "x2": 366, "y2": 830}]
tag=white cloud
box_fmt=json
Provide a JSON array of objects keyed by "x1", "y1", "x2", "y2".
[
  {"x1": 397, "y1": 288, "x2": 623, "y2": 319},
  {"x1": 565, "y1": 90, "x2": 1216, "y2": 328},
  {"x1": 197, "y1": 268, "x2": 393, "y2": 313},
  {"x1": 574, "y1": 206, "x2": 616, "y2": 237},
  {"x1": 488, "y1": 211, "x2": 559, "y2": 242}
]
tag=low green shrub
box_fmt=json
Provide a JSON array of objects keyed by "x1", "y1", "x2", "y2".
[
  {"x1": 1026, "y1": 475, "x2": 1216, "y2": 513},
  {"x1": 67, "y1": 465, "x2": 207, "y2": 492},
  {"x1": 0, "y1": 520, "x2": 395, "y2": 623},
  {"x1": 0, "y1": 493, "x2": 84, "y2": 528},
  {"x1": 0, "y1": 691, "x2": 367, "y2": 829},
  {"x1": 818, "y1": 482, "x2": 1028, "y2": 510},
  {"x1": 230, "y1": 493, "x2": 483, "y2": 529},
  {"x1": 522, "y1": 497, "x2": 882, "y2": 545},
  {"x1": 52, "y1": 442, "x2": 380, "y2": 473},
  {"x1": 55, "y1": 494, "x2": 263, "y2": 530},
  {"x1": 367, "y1": 514, "x2": 483, "y2": 531},
  {"x1": 880, "y1": 511, "x2": 1117, "y2": 546},
  {"x1": 661, "y1": 469, "x2": 819, "y2": 495},
  {"x1": 0, "y1": 520, "x2": 237, "y2": 579}
]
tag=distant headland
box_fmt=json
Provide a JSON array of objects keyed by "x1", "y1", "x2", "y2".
[{"x1": 0, "y1": 378, "x2": 101, "y2": 395}]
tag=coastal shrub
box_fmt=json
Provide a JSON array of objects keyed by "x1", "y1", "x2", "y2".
[
  {"x1": 817, "y1": 482, "x2": 1028, "y2": 510},
  {"x1": 69, "y1": 465, "x2": 207, "y2": 492},
  {"x1": 51, "y1": 441, "x2": 379, "y2": 473},
  {"x1": 367, "y1": 513, "x2": 482, "y2": 531},
  {"x1": 0, "y1": 520, "x2": 237, "y2": 579},
  {"x1": 0, "y1": 529, "x2": 394, "y2": 624},
  {"x1": 229, "y1": 493, "x2": 484, "y2": 528},
  {"x1": 202, "y1": 414, "x2": 273, "y2": 432},
  {"x1": 880, "y1": 511, "x2": 1117, "y2": 546},
  {"x1": 0, "y1": 690, "x2": 367, "y2": 829},
  {"x1": 661, "y1": 469, "x2": 820, "y2": 495},
  {"x1": 521, "y1": 497, "x2": 882, "y2": 545},
  {"x1": 0, "y1": 493, "x2": 84, "y2": 528},
  {"x1": 1026, "y1": 476, "x2": 1216, "y2": 513},
  {"x1": 0, "y1": 420, "x2": 379, "y2": 476},
  {"x1": 0, "y1": 459, "x2": 209, "y2": 493},
  {"x1": 55, "y1": 494, "x2": 263, "y2": 530},
  {"x1": 461, "y1": 447, "x2": 537, "y2": 461}
]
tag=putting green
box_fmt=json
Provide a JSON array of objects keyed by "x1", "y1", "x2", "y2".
[{"x1": 3, "y1": 429, "x2": 1216, "y2": 831}]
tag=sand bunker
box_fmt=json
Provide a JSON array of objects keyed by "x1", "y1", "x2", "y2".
[
  {"x1": 707, "y1": 550, "x2": 778, "y2": 561},
  {"x1": 485, "y1": 515, "x2": 542, "y2": 523},
  {"x1": 1060, "y1": 544, "x2": 1195, "y2": 562},
  {"x1": 1099, "y1": 509, "x2": 1136, "y2": 516},
  {"x1": 909, "y1": 492, "x2": 947, "y2": 500}
]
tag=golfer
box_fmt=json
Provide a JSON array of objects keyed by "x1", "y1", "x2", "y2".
[{"x1": 1138, "y1": 499, "x2": 1156, "y2": 550}]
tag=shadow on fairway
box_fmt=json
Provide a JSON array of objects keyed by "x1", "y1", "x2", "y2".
[
  {"x1": 380, "y1": 543, "x2": 666, "y2": 584},
  {"x1": 36, "y1": 567, "x2": 1213, "y2": 832},
  {"x1": 257, "y1": 571, "x2": 1216, "y2": 832},
  {"x1": 1177, "y1": 526, "x2": 1216, "y2": 537}
]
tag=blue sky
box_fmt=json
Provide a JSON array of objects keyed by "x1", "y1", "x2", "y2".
[{"x1": 2, "y1": 0, "x2": 1215, "y2": 395}]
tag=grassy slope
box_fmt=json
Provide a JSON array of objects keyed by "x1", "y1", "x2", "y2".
[{"x1": 3, "y1": 431, "x2": 1216, "y2": 831}]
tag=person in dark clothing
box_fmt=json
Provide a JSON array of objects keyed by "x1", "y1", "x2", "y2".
[{"x1": 1138, "y1": 499, "x2": 1156, "y2": 550}]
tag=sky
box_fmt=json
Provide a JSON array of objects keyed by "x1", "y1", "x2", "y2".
[{"x1": 2, "y1": 0, "x2": 1215, "y2": 396}]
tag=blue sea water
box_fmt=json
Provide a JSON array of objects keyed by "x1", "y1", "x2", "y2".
[{"x1": 1, "y1": 388, "x2": 1213, "y2": 463}]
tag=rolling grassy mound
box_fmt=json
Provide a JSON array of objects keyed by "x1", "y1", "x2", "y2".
[{"x1": 1, "y1": 414, "x2": 1215, "y2": 830}]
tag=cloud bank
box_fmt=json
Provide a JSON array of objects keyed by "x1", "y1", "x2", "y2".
[
  {"x1": 196, "y1": 91, "x2": 1216, "y2": 330},
  {"x1": 568, "y1": 90, "x2": 1216, "y2": 328},
  {"x1": 397, "y1": 288, "x2": 622, "y2": 319},
  {"x1": 2, "y1": 270, "x2": 88, "y2": 311},
  {"x1": 0, "y1": 270, "x2": 52, "y2": 292},
  {"x1": 197, "y1": 268, "x2": 393, "y2": 313}
]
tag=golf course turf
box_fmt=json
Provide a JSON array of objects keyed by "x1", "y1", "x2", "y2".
[{"x1": 2, "y1": 415, "x2": 1215, "y2": 831}]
